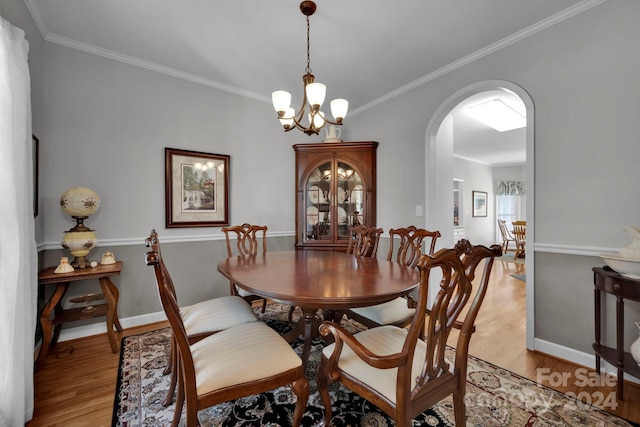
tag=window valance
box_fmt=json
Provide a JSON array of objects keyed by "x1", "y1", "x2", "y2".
[{"x1": 496, "y1": 181, "x2": 526, "y2": 196}]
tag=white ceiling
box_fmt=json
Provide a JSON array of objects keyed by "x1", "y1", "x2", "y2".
[{"x1": 24, "y1": 0, "x2": 601, "y2": 165}]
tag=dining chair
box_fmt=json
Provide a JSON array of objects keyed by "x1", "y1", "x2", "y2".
[
  {"x1": 346, "y1": 224, "x2": 384, "y2": 257},
  {"x1": 321, "y1": 224, "x2": 385, "y2": 324},
  {"x1": 512, "y1": 221, "x2": 526, "y2": 258},
  {"x1": 145, "y1": 230, "x2": 258, "y2": 406},
  {"x1": 146, "y1": 236, "x2": 309, "y2": 427},
  {"x1": 497, "y1": 219, "x2": 515, "y2": 253},
  {"x1": 317, "y1": 239, "x2": 502, "y2": 427},
  {"x1": 345, "y1": 226, "x2": 441, "y2": 329},
  {"x1": 222, "y1": 223, "x2": 269, "y2": 312}
]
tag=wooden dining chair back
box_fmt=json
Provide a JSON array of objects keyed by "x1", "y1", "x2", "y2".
[
  {"x1": 222, "y1": 223, "x2": 269, "y2": 311},
  {"x1": 317, "y1": 239, "x2": 502, "y2": 427},
  {"x1": 346, "y1": 224, "x2": 384, "y2": 258},
  {"x1": 146, "y1": 239, "x2": 309, "y2": 427},
  {"x1": 497, "y1": 219, "x2": 515, "y2": 253},
  {"x1": 387, "y1": 226, "x2": 441, "y2": 267},
  {"x1": 145, "y1": 229, "x2": 258, "y2": 406},
  {"x1": 512, "y1": 221, "x2": 526, "y2": 258},
  {"x1": 346, "y1": 226, "x2": 441, "y2": 329}
]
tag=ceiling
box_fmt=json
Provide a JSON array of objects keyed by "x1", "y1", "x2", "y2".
[{"x1": 24, "y1": 0, "x2": 600, "y2": 166}]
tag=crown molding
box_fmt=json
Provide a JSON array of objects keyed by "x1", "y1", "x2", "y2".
[{"x1": 350, "y1": 0, "x2": 609, "y2": 116}]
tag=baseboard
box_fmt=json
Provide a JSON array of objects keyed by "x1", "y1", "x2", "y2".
[
  {"x1": 57, "y1": 310, "x2": 167, "y2": 342},
  {"x1": 534, "y1": 338, "x2": 640, "y2": 385}
]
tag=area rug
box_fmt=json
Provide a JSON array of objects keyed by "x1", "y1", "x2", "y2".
[
  {"x1": 113, "y1": 303, "x2": 637, "y2": 426},
  {"x1": 498, "y1": 253, "x2": 525, "y2": 265},
  {"x1": 511, "y1": 274, "x2": 526, "y2": 282}
]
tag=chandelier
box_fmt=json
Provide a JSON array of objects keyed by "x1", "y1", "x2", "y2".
[{"x1": 272, "y1": 1, "x2": 348, "y2": 136}]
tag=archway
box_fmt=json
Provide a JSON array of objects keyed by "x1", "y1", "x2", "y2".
[{"x1": 424, "y1": 80, "x2": 535, "y2": 349}]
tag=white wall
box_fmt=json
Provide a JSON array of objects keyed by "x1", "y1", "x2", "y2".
[{"x1": 453, "y1": 157, "x2": 494, "y2": 247}]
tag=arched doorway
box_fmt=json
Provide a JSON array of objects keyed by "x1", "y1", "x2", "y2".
[{"x1": 424, "y1": 80, "x2": 535, "y2": 349}]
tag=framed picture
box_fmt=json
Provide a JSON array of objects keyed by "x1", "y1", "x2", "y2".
[
  {"x1": 165, "y1": 148, "x2": 230, "y2": 228},
  {"x1": 33, "y1": 135, "x2": 39, "y2": 217},
  {"x1": 472, "y1": 191, "x2": 487, "y2": 217}
]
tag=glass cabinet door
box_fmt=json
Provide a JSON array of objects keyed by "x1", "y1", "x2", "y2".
[
  {"x1": 304, "y1": 160, "x2": 364, "y2": 243},
  {"x1": 336, "y1": 161, "x2": 363, "y2": 241},
  {"x1": 304, "y1": 161, "x2": 331, "y2": 242}
]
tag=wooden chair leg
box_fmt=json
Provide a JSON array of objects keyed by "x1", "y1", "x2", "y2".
[
  {"x1": 316, "y1": 362, "x2": 333, "y2": 425},
  {"x1": 261, "y1": 298, "x2": 267, "y2": 313},
  {"x1": 163, "y1": 346, "x2": 178, "y2": 406},
  {"x1": 172, "y1": 367, "x2": 185, "y2": 427},
  {"x1": 452, "y1": 390, "x2": 466, "y2": 427},
  {"x1": 163, "y1": 334, "x2": 175, "y2": 375},
  {"x1": 288, "y1": 306, "x2": 296, "y2": 323},
  {"x1": 290, "y1": 377, "x2": 310, "y2": 427}
]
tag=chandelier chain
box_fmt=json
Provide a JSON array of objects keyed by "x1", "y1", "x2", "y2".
[{"x1": 305, "y1": 15, "x2": 311, "y2": 74}]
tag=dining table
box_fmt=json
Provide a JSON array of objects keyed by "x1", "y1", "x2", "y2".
[{"x1": 217, "y1": 250, "x2": 421, "y2": 366}]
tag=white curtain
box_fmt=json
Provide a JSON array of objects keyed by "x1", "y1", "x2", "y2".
[
  {"x1": 495, "y1": 180, "x2": 526, "y2": 196},
  {"x1": 0, "y1": 14, "x2": 36, "y2": 427}
]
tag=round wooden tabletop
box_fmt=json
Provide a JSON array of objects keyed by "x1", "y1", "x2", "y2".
[{"x1": 217, "y1": 250, "x2": 420, "y2": 309}]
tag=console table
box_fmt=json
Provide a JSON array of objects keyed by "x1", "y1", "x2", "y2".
[
  {"x1": 593, "y1": 266, "x2": 640, "y2": 400},
  {"x1": 37, "y1": 261, "x2": 123, "y2": 368}
]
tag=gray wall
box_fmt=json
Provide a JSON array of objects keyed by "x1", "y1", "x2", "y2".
[
  {"x1": 4, "y1": 0, "x2": 640, "y2": 357},
  {"x1": 345, "y1": 0, "x2": 640, "y2": 353}
]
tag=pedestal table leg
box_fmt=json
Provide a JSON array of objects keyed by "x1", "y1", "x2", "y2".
[{"x1": 282, "y1": 306, "x2": 321, "y2": 367}]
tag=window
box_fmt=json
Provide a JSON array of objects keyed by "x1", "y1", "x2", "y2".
[{"x1": 496, "y1": 194, "x2": 523, "y2": 241}]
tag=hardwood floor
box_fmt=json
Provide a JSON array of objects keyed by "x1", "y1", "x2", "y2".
[{"x1": 27, "y1": 258, "x2": 640, "y2": 426}]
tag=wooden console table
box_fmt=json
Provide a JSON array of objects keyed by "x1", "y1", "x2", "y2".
[
  {"x1": 593, "y1": 266, "x2": 640, "y2": 400},
  {"x1": 37, "y1": 261, "x2": 123, "y2": 368}
]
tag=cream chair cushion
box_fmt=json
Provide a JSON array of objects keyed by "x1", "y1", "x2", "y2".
[
  {"x1": 349, "y1": 297, "x2": 415, "y2": 325},
  {"x1": 322, "y1": 325, "x2": 427, "y2": 404},
  {"x1": 191, "y1": 322, "x2": 303, "y2": 395},
  {"x1": 180, "y1": 295, "x2": 257, "y2": 336}
]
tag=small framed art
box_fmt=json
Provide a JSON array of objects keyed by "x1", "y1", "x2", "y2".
[{"x1": 472, "y1": 191, "x2": 487, "y2": 217}]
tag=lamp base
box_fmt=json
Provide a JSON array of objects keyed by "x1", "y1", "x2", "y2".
[{"x1": 70, "y1": 255, "x2": 91, "y2": 269}]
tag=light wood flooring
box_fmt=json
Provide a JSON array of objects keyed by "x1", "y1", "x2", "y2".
[{"x1": 26, "y1": 259, "x2": 640, "y2": 426}]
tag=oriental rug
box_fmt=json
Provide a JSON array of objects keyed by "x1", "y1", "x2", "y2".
[
  {"x1": 113, "y1": 303, "x2": 637, "y2": 426},
  {"x1": 497, "y1": 253, "x2": 525, "y2": 265}
]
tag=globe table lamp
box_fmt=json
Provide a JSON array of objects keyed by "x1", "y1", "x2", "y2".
[{"x1": 60, "y1": 187, "x2": 100, "y2": 268}]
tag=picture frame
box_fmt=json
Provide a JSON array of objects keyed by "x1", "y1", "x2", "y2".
[
  {"x1": 472, "y1": 191, "x2": 487, "y2": 217},
  {"x1": 165, "y1": 147, "x2": 230, "y2": 228},
  {"x1": 33, "y1": 135, "x2": 39, "y2": 217}
]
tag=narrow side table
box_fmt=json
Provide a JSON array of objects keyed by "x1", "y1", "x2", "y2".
[
  {"x1": 593, "y1": 266, "x2": 640, "y2": 400},
  {"x1": 37, "y1": 261, "x2": 123, "y2": 368}
]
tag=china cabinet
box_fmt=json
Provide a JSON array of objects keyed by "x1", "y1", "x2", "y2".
[{"x1": 293, "y1": 141, "x2": 377, "y2": 251}]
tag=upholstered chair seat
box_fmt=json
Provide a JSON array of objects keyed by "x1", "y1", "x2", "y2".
[
  {"x1": 180, "y1": 295, "x2": 257, "y2": 338},
  {"x1": 192, "y1": 322, "x2": 303, "y2": 395},
  {"x1": 348, "y1": 297, "x2": 417, "y2": 327},
  {"x1": 322, "y1": 325, "x2": 428, "y2": 403}
]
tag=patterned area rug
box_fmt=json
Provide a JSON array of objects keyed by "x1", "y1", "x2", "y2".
[
  {"x1": 113, "y1": 303, "x2": 636, "y2": 426},
  {"x1": 497, "y1": 254, "x2": 525, "y2": 265}
]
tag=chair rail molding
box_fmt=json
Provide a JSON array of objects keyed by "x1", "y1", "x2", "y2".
[{"x1": 41, "y1": 230, "x2": 296, "y2": 250}]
